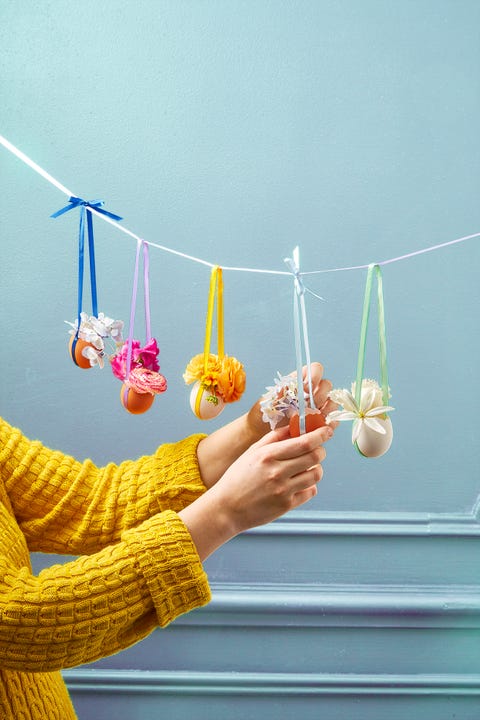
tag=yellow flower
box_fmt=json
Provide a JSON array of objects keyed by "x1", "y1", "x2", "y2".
[
  {"x1": 217, "y1": 355, "x2": 246, "y2": 403},
  {"x1": 183, "y1": 353, "x2": 223, "y2": 389},
  {"x1": 184, "y1": 353, "x2": 246, "y2": 403}
]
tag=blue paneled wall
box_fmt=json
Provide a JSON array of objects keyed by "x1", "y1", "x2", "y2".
[{"x1": 3, "y1": 1, "x2": 480, "y2": 718}]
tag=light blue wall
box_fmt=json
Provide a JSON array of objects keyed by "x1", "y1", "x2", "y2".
[
  {"x1": 1, "y1": 0, "x2": 479, "y2": 510},
  {"x1": 1, "y1": 2, "x2": 480, "y2": 718}
]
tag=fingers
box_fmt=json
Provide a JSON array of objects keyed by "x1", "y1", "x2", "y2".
[
  {"x1": 289, "y1": 450, "x2": 325, "y2": 489},
  {"x1": 306, "y1": 377, "x2": 332, "y2": 407},
  {"x1": 300, "y1": 365, "x2": 333, "y2": 412},
  {"x1": 320, "y1": 397, "x2": 338, "y2": 417},
  {"x1": 293, "y1": 483, "x2": 318, "y2": 508},
  {"x1": 260, "y1": 425, "x2": 333, "y2": 460},
  {"x1": 302, "y1": 361, "x2": 324, "y2": 381},
  {"x1": 255, "y1": 426, "x2": 330, "y2": 496}
]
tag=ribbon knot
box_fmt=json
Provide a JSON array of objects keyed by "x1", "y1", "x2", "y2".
[
  {"x1": 51, "y1": 196, "x2": 123, "y2": 221},
  {"x1": 284, "y1": 251, "x2": 306, "y2": 297},
  {"x1": 51, "y1": 196, "x2": 122, "y2": 336}
]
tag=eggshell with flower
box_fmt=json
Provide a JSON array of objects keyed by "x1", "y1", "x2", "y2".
[
  {"x1": 120, "y1": 385, "x2": 155, "y2": 414},
  {"x1": 354, "y1": 416, "x2": 393, "y2": 457},
  {"x1": 189, "y1": 381, "x2": 225, "y2": 419},
  {"x1": 184, "y1": 353, "x2": 245, "y2": 420},
  {"x1": 66, "y1": 312, "x2": 123, "y2": 370},
  {"x1": 111, "y1": 339, "x2": 167, "y2": 415},
  {"x1": 327, "y1": 379, "x2": 394, "y2": 459},
  {"x1": 69, "y1": 336, "x2": 95, "y2": 369}
]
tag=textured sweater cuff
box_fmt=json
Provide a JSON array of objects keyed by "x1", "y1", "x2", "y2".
[
  {"x1": 122, "y1": 510, "x2": 211, "y2": 627},
  {"x1": 151, "y1": 433, "x2": 208, "y2": 513}
]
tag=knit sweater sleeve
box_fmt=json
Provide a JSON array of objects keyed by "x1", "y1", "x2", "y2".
[
  {"x1": 0, "y1": 509, "x2": 211, "y2": 672},
  {"x1": 0, "y1": 417, "x2": 208, "y2": 555}
]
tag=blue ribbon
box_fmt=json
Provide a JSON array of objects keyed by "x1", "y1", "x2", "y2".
[
  {"x1": 51, "y1": 196, "x2": 123, "y2": 341},
  {"x1": 50, "y1": 196, "x2": 123, "y2": 222}
]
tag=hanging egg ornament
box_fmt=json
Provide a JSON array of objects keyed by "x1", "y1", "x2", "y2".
[
  {"x1": 69, "y1": 336, "x2": 94, "y2": 369},
  {"x1": 120, "y1": 385, "x2": 155, "y2": 415},
  {"x1": 354, "y1": 416, "x2": 393, "y2": 458},
  {"x1": 190, "y1": 381, "x2": 225, "y2": 420},
  {"x1": 289, "y1": 410, "x2": 327, "y2": 437}
]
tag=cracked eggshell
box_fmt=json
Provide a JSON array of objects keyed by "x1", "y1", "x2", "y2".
[
  {"x1": 69, "y1": 336, "x2": 94, "y2": 369},
  {"x1": 289, "y1": 410, "x2": 327, "y2": 437},
  {"x1": 120, "y1": 385, "x2": 155, "y2": 414},
  {"x1": 190, "y1": 381, "x2": 225, "y2": 420},
  {"x1": 355, "y1": 416, "x2": 393, "y2": 458}
]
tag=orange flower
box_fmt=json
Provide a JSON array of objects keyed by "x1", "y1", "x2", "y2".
[
  {"x1": 217, "y1": 355, "x2": 246, "y2": 403},
  {"x1": 183, "y1": 353, "x2": 223, "y2": 389}
]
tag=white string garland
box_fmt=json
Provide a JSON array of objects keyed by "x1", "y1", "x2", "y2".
[{"x1": 1, "y1": 133, "x2": 478, "y2": 279}]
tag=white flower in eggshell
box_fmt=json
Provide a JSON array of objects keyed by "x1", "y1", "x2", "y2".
[
  {"x1": 326, "y1": 379, "x2": 394, "y2": 459},
  {"x1": 189, "y1": 381, "x2": 225, "y2": 420},
  {"x1": 354, "y1": 415, "x2": 393, "y2": 458}
]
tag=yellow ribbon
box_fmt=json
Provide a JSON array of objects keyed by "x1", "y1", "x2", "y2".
[
  {"x1": 203, "y1": 265, "x2": 224, "y2": 368},
  {"x1": 195, "y1": 266, "x2": 224, "y2": 417}
]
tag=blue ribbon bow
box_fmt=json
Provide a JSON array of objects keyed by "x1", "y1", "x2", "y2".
[
  {"x1": 50, "y1": 196, "x2": 123, "y2": 222},
  {"x1": 51, "y1": 196, "x2": 123, "y2": 340}
]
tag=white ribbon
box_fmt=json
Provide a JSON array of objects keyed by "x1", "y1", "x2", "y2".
[
  {"x1": 284, "y1": 246, "x2": 316, "y2": 435},
  {"x1": 2, "y1": 133, "x2": 479, "y2": 279}
]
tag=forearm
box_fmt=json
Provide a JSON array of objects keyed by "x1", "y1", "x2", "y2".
[
  {"x1": 178, "y1": 492, "x2": 234, "y2": 561},
  {"x1": 0, "y1": 511, "x2": 210, "y2": 672},
  {"x1": 2, "y1": 415, "x2": 206, "y2": 554},
  {"x1": 196, "y1": 403, "x2": 268, "y2": 489},
  {"x1": 182, "y1": 425, "x2": 333, "y2": 561}
]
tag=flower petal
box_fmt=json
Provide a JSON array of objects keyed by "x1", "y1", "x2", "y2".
[
  {"x1": 327, "y1": 410, "x2": 358, "y2": 423},
  {"x1": 351, "y1": 419, "x2": 362, "y2": 443},
  {"x1": 363, "y1": 417, "x2": 387, "y2": 434},
  {"x1": 329, "y1": 388, "x2": 358, "y2": 414},
  {"x1": 365, "y1": 405, "x2": 395, "y2": 417},
  {"x1": 359, "y1": 385, "x2": 379, "y2": 414}
]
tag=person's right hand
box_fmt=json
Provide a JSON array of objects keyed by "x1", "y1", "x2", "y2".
[{"x1": 179, "y1": 424, "x2": 334, "y2": 560}]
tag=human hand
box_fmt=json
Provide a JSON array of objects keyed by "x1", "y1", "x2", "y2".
[
  {"x1": 181, "y1": 424, "x2": 334, "y2": 559},
  {"x1": 214, "y1": 423, "x2": 333, "y2": 532}
]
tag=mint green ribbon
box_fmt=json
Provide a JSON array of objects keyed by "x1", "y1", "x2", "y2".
[{"x1": 354, "y1": 264, "x2": 389, "y2": 455}]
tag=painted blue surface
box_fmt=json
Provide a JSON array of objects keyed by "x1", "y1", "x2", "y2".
[{"x1": 2, "y1": 1, "x2": 480, "y2": 717}]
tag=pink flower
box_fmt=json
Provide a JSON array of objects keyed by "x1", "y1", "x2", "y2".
[
  {"x1": 134, "y1": 338, "x2": 160, "y2": 372},
  {"x1": 111, "y1": 338, "x2": 160, "y2": 381}
]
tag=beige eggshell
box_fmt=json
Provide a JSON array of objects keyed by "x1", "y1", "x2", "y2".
[
  {"x1": 354, "y1": 416, "x2": 393, "y2": 458},
  {"x1": 189, "y1": 381, "x2": 225, "y2": 420}
]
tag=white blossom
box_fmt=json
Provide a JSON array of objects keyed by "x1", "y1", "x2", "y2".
[
  {"x1": 260, "y1": 371, "x2": 308, "y2": 430},
  {"x1": 327, "y1": 379, "x2": 394, "y2": 444}
]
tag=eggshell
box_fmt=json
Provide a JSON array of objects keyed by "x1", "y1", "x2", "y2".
[
  {"x1": 69, "y1": 336, "x2": 94, "y2": 369},
  {"x1": 120, "y1": 385, "x2": 155, "y2": 414},
  {"x1": 355, "y1": 416, "x2": 393, "y2": 458},
  {"x1": 189, "y1": 381, "x2": 225, "y2": 420},
  {"x1": 289, "y1": 410, "x2": 327, "y2": 437}
]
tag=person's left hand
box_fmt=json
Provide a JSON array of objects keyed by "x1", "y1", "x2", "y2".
[{"x1": 246, "y1": 362, "x2": 338, "y2": 439}]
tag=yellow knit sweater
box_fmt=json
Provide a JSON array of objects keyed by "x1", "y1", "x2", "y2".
[{"x1": 0, "y1": 417, "x2": 211, "y2": 719}]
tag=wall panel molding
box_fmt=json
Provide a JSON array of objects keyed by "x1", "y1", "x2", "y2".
[
  {"x1": 252, "y1": 506, "x2": 480, "y2": 537},
  {"x1": 64, "y1": 669, "x2": 480, "y2": 697},
  {"x1": 180, "y1": 582, "x2": 480, "y2": 629}
]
